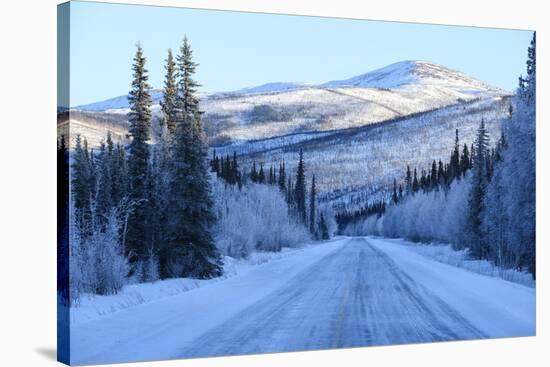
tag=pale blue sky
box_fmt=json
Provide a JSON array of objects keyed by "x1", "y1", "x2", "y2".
[{"x1": 67, "y1": 1, "x2": 533, "y2": 107}]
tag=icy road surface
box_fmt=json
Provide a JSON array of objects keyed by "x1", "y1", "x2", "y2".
[{"x1": 71, "y1": 237, "x2": 535, "y2": 365}]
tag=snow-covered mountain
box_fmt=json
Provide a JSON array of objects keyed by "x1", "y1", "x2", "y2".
[
  {"x1": 322, "y1": 60, "x2": 502, "y2": 92},
  {"x1": 65, "y1": 60, "x2": 512, "y2": 209}
]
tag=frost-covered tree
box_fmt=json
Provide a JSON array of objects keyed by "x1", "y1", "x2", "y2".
[
  {"x1": 90, "y1": 210, "x2": 130, "y2": 295},
  {"x1": 483, "y1": 32, "x2": 536, "y2": 277},
  {"x1": 482, "y1": 157, "x2": 509, "y2": 267},
  {"x1": 213, "y1": 178, "x2": 310, "y2": 257},
  {"x1": 70, "y1": 203, "x2": 130, "y2": 298},
  {"x1": 126, "y1": 44, "x2": 152, "y2": 261}
]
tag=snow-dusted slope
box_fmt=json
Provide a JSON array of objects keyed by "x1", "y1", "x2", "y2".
[
  {"x1": 234, "y1": 81, "x2": 310, "y2": 95},
  {"x1": 74, "y1": 60, "x2": 509, "y2": 145},
  {"x1": 322, "y1": 60, "x2": 503, "y2": 93},
  {"x1": 216, "y1": 96, "x2": 511, "y2": 211}
]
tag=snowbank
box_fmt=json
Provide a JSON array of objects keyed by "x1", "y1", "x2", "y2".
[{"x1": 368, "y1": 237, "x2": 534, "y2": 288}]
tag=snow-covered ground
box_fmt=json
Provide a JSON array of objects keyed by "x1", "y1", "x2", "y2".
[
  {"x1": 71, "y1": 244, "x2": 320, "y2": 324},
  {"x1": 369, "y1": 237, "x2": 535, "y2": 287},
  {"x1": 70, "y1": 236, "x2": 535, "y2": 365}
]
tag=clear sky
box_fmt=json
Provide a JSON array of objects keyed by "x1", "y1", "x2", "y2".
[{"x1": 67, "y1": 1, "x2": 533, "y2": 107}]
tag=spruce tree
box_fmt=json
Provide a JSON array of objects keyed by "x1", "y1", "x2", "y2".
[
  {"x1": 72, "y1": 134, "x2": 93, "y2": 237},
  {"x1": 251, "y1": 161, "x2": 258, "y2": 183},
  {"x1": 319, "y1": 213, "x2": 329, "y2": 240},
  {"x1": 126, "y1": 44, "x2": 153, "y2": 261},
  {"x1": 224, "y1": 155, "x2": 232, "y2": 183},
  {"x1": 220, "y1": 156, "x2": 226, "y2": 179},
  {"x1": 278, "y1": 161, "x2": 286, "y2": 192},
  {"x1": 460, "y1": 144, "x2": 470, "y2": 176},
  {"x1": 518, "y1": 32, "x2": 536, "y2": 104},
  {"x1": 166, "y1": 108, "x2": 222, "y2": 278},
  {"x1": 57, "y1": 134, "x2": 70, "y2": 305},
  {"x1": 295, "y1": 149, "x2": 307, "y2": 223},
  {"x1": 430, "y1": 160, "x2": 438, "y2": 189},
  {"x1": 420, "y1": 170, "x2": 427, "y2": 191},
  {"x1": 450, "y1": 129, "x2": 461, "y2": 181},
  {"x1": 148, "y1": 122, "x2": 171, "y2": 277},
  {"x1": 287, "y1": 174, "x2": 293, "y2": 204},
  {"x1": 177, "y1": 36, "x2": 201, "y2": 120},
  {"x1": 95, "y1": 141, "x2": 113, "y2": 229},
  {"x1": 84, "y1": 140, "x2": 97, "y2": 204},
  {"x1": 405, "y1": 165, "x2": 412, "y2": 195},
  {"x1": 258, "y1": 164, "x2": 265, "y2": 184},
  {"x1": 392, "y1": 179, "x2": 399, "y2": 204},
  {"x1": 268, "y1": 166, "x2": 274, "y2": 185},
  {"x1": 161, "y1": 49, "x2": 178, "y2": 135},
  {"x1": 412, "y1": 168, "x2": 419, "y2": 193},
  {"x1": 210, "y1": 151, "x2": 218, "y2": 173},
  {"x1": 111, "y1": 142, "x2": 128, "y2": 206},
  {"x1": 164, "y1": 36, "x2": 222, "y2": 279},
  {"x1": 232, "y1": 152, "x2": 241, "y2": 187},
  {"x1": 438, "y1": 160, "x2": 445, "y2": 186},
  {"x1": 467, "y1": 119, "x2": 490, "y2": 259},
  {"x1": 309, "y1": 175, "x2": 316, "y2": 234}
]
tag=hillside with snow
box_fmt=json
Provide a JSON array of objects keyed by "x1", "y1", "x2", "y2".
[{"x1": 75, "y1": 61, "x2": 508, "y2": 143}]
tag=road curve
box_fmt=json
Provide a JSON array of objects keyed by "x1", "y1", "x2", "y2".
[{"x1": 179, "y1": 238, "x2": 485, "y2": 358}]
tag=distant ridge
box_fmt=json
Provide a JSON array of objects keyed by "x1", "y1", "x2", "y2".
[{"x1": 76, "y1": 60, "x2": 507, "y2": 112}]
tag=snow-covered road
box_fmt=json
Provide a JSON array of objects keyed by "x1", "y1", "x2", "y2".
[{"x1": 71, "y1": 237, "x2": 535, "y2": 365}]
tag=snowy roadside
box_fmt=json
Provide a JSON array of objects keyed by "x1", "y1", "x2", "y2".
[
  {"x1": 367, "y1": 236, "x2": 535, "y2": 338},
  {"x1": 366, "y1": 236, "x2": 535, "y2": 288},
  {"x1": 71, "y1": 237, "x2": 345, "y2": 325},
  {"x1": 70, "y1": 237, "x2": 349, "y2": 365}
]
